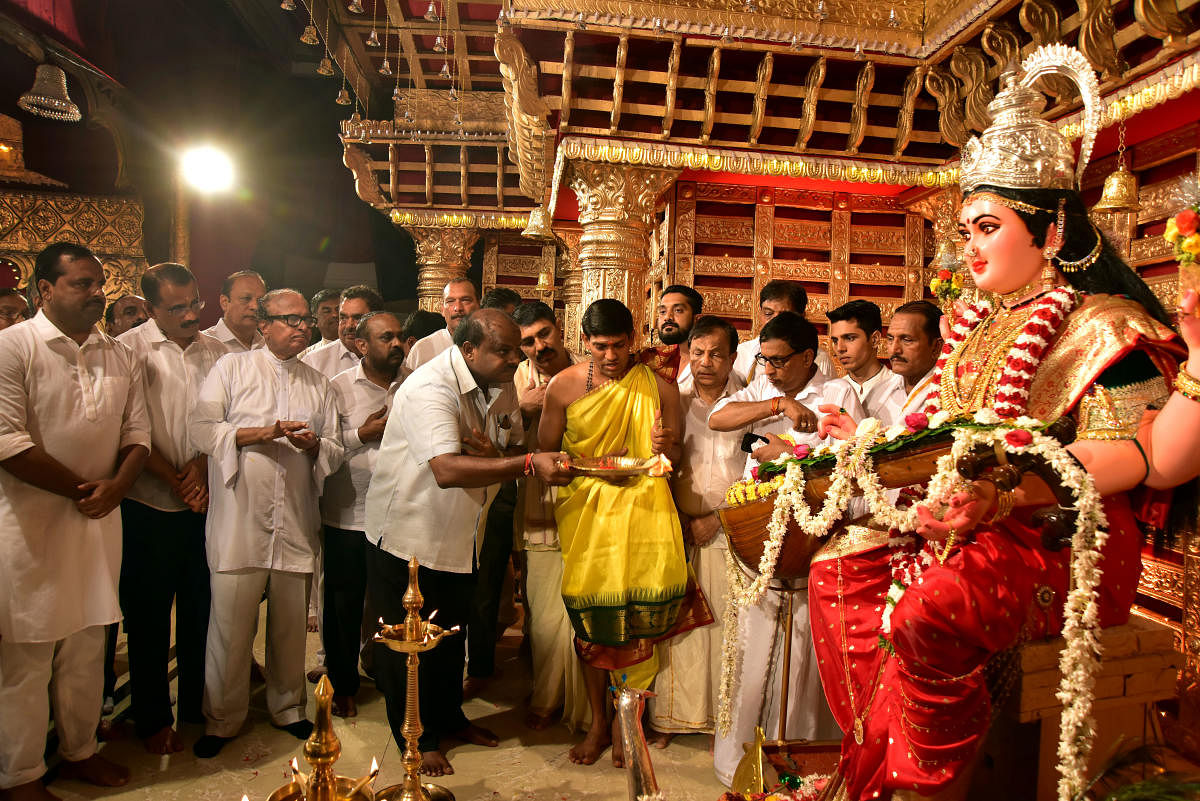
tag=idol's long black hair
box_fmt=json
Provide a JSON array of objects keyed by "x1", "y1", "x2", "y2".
[{"x1": 967, "y1": 185, "x2": 1174, "y2": 329}]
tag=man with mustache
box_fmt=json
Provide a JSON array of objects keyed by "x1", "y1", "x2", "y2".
[
  {"x1": 0, "y1": 242, "x2": 149, "y2": 801},
  {"x1": 203, "y1": 270, "x2": 266, "y2": 353},
  {"x1": 303, "y1": 285, "x2": 383, "y2": 380},
  {"x1": 190, "y1": 289, "x2": 343, "y2": 759},
  {"x1": 0, "y1": 289, "x2": 32, "y2": 331},
  {"x1": 885, "y1": 300, "x2": 944, "y2": 414},
  {"x1": 641, "y1": 284, "x2": 703, "y2": 382},
  {"x1": 321, "y1": 311, "x2": 406, "y2": 719},
  {"x1": 732, "y1": 280, "x2": 834, "y2": 383},
  {"x1": 402, "y1": 277, "x2": 480, "y2": 373},
  {"x1": 116, "y1": 263, "x2": 226, "y2": 755},
  {"x1": 104, "y1": 293, "x2": 149, "y2": 337},
  {"x1": 301, "y1": 288, "x2": 342, "y2": 356},
  {"x1": 366, "y1": 309, "x2": 571, "y2": 777},
  {"x1": 510, "y1": 301, "x2": 585, "y2": 731}
]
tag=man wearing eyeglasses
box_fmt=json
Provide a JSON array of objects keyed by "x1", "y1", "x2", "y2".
[
  {"x1": 0, "y1": 288, "x2": 31, "y2": 331},
  {"x1": 190, "y1": 289, "x2": 343, "y2": 759},
  {"x1": 708, "y1": 311, "x2": 863, "y2": 782},
  {"x1": 115, "y1": 263, "x2": 226, "y2": 755}
]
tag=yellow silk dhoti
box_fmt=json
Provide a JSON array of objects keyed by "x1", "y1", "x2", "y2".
[{"x1": 555, "y1": 364, "x2": 710, "y2": 676}]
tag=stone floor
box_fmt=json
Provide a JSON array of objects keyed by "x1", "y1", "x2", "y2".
[{"x1": 46, "y1": 625, "x2": 728, "y2": 801}]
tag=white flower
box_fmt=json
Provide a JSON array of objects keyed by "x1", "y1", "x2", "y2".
[
  {"x1": 929, "y1": 410, "x2": 952, "y2": 428},
  {"x1": 973, "y1": 408, "x2": 1001, "y2": 424},
  {"x1": 885, "y1": 424, "x2": 907, "y2": 441}
]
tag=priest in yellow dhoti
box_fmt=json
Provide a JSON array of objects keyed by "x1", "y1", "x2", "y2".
[{"x1": 539, "y1": 298, "x2": 711, "y2": 767}]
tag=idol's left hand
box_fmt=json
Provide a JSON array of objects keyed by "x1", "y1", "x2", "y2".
[
  {"x1": 817, "y1": 404, "x2": 856, "y2": 440},
  {"x1": 914, "y1": 480, "x2": 996, "y2": 541}
]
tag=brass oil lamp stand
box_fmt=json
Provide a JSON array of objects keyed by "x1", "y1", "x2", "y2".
[
  {"x1": 247, "y1": 559, "x2": 456, "y2": 801},
  {"x1": 373, "y1": 558, "x2": 457, "y2": 801}
]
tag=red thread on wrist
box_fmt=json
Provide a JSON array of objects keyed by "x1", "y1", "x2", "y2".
[{"x1": 523, "y1": 452, "x2": 535, "y2": 476}]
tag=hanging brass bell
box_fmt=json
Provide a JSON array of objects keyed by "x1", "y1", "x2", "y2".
[
  {"x1": 18, "y1": 65, "x2": 82, "y2": 122},
  {"x1": 1092, "y1": 162, "x2": 1141, "y2": 214},
  {"x1": 300, "y1": 24, "x2": 320, "y2": 45},
  {"x1": 522, "y1": 206, "x2": 555, "y2": 241},
  {"x1": 317, "y1": 56, "x2": 335, "y2": 76}
]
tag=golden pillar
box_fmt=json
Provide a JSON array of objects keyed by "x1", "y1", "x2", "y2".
[
  {"x1": 565, "y1": 161, "x2": 680, "y2": 345},
  {"x1": 554, "y1": 224, "x2": 583, "y2": 355},
  {"x1": 405, "y1": 227, "x2": 480, "y2": 312}
]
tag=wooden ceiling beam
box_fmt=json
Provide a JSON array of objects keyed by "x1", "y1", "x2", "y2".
[{"x1": 399, "y1": 30, "x2": 426, "y2": 88}]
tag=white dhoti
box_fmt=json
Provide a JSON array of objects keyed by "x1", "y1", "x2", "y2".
[
  {"x1": 649, "y1": 541, "x2": 728, "y2": 733},
  {"x1": 0, "y1": 625, "x2": 105, "y2": 788},
  {"x1": 713, "y1": 579, "x2": 841, "y2": 787},
  {"x1": 204, "y1": 569, "x2": 310, "y2": 737},
  {"x1": 525, "y1": 548, "x2": 588, "y2": 730}
]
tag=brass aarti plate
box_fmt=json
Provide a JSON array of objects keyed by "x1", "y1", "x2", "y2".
[{"x1": 569, "y1": 456, "x2": 660, "y2": 479}]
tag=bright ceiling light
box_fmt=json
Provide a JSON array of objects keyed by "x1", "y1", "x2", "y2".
[{"x1": 181, "y1": 146, "x2": 234, "y2": 193}]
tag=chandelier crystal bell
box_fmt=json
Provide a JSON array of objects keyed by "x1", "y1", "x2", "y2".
[{"x1": 17, "y1": 65, "x2": 82, "y2": 123}]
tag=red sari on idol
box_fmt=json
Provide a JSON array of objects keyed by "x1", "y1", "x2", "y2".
[{"x1": 808, "y1": 294, "x2": 1182, "y2": 800}]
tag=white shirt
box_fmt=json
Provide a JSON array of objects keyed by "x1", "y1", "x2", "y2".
[
  {"x1": 401, "y1": 326, "x2": 452, "y2": 375},
  {"x1": 366, "y1": 346, "x2": 522, "y2": 574},
  {"x1": 733, "y1": 336, "x2": 833, "y2": 384},
  {"x1": 302, "y1": 338, "x2": 360, "y2": 380},
  {"x1": 202, "y1": 317, "x2": 264, "y2": 353},
  {"x1": 191, "y1": 348, "x2": 343, "y2": 574},
  {"x1": 322, "y1": 363, "x2": 401, "y2": 531},
  {"x1": 710, "y1": 368, "x2": 864, "y2": 477},
  {"x1": 846, "y1": 365, "x2": 908, "y2": 426},
  {"x1": 118, "y1": 321, "x2": 228, "y2": 512},
  {"x1": 674, "y1": 373, "x2": 748, "y2": 548},
  {"x1": 301, "y1": 337, "x2": 337, "y2": 359},
  {"x1": 0, "y1": 311, "x2": 151, "y2": 642}
]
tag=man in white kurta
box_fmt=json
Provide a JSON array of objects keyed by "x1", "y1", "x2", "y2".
[
  {"x1": 321, "y1": 311, "x2": 404, "y2": 718},
  {"x1": 300, "y1": 288, "x2": 341, "y2": 358},
  {"x1": 190, "y1": 289, "x2": 342, "y2": 758},
  {"x1": 709, "y1": 311, "x2": 863, "y2": 786},
  {"x1": 401, "y1": 277, "x2": 479, "y2": 373},
  {"x1": 0, "y1": 243, "x2": 150, "y2": 799},
  {"x1": 827, "y1": 300, "x2": 908, "y2": 422},
  {"x1": 201, "y1": 270, "x2": 266, "y2": 353},
  {"x1": 885, "y1": 300, "x2": 944, "y2": 416},
  {"x1": 511, "y1": 302, "x2": 587, "y2": 731},
  {"x1": 732, "y1": 280, "x2": 833, "y2": 383},
  {"x1": 649, "y1": 316, "x2": 747, "y2": 739},
  {"x1": 117, "y1": 263, "x2": 227, "y2": 755}
]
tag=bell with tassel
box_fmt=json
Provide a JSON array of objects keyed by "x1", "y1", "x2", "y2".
[{"x1": 18, "y1": 65, "x2": 82, "y2": 122}]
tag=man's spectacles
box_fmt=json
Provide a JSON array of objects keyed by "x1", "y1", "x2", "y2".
[
  {"x1": 164, "y1": 299, "x2": 206, "y2": 317},
  {"x1": 265, "y1": 314, "x2": 316, "y2": 328},
  {"x1": 0, "y1": 309, "x2": 29, "y2": 321},
  {"x1": 754, "y1": 350, "x2": 798, "y2": 370}
]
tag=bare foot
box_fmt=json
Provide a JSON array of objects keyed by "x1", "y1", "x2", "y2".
[
  {"x1": 611, "y1": 718, "x2": 626, "y2": 768},
  {"x1": 306, "y1": 615, "x2": 319, "y2": 633},
  {"x1": 419, "y1": 750, "x2": 453, "y2": 776},
  {"x1": 0, "y1": 780, "x2": 62, "y2": 801},
  {"x1": 647, "y1": 727, "x2": 674, "y2": 750},
  {"x1": 452, "y1": 723, "x2": 499, "y2": 747},
  {"x1": 524, "y1": 710, "x2": 556, "y2": 730},
  {"x1": 144, "y1": 725, "x2": 184, "y2": 754},
  {"x1": 567, "y1": 724, "x2": 611, "y2": 765},
  {"x1": 462, "y1": 676, "x2": 488, "y2": 700},
  {"x1": 58, "y1": 754, "x2": 130, "y2": 787},
  {"x1": 332, "y1": 695, "x2": 357, "y2": 718}
]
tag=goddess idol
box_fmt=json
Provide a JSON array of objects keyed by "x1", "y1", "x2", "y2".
[{"x1": 799, "y1": 45, "x2": 1200, "y2": 801}]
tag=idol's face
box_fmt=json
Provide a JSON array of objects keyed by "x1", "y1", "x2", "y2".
[{"x1": 957, "y1": 197, "x2": 1049, "y2": 296}]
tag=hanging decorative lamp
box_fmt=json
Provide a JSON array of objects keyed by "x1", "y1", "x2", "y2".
[
  {"x1": 18, "y1": 65, "x2": 82, "y2": 122},
  {"x1": 1093, "y1": 119, "x2": 1141, "y2": 214}
]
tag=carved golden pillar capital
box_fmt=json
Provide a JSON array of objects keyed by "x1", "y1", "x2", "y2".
[
  {"x1": 565, "y1": 161, "x2": 679, "y2": 343},
  {"x1": 405, "y1": 227, "x2": 480, "y2": 312}
]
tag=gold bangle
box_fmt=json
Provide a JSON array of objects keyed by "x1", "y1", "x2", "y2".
[
  {"x1": 988, "y1": 489, "x2": 1015, "y2": 523},
  {"x1": 1176, "y1": 370, "x2": 1200, "y2": 403}
]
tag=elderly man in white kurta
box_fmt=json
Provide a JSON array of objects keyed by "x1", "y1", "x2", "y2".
[
  {"x1": 708, "y1": 311, "x2": 863, "y2": 787},
  {"x1": 190, "y1": 289, "x2": 342, "y2": 759},
  {"x1": 0, "y1": 242, "x2": 149, "y2": 801},
  {"x1": 648, "y1": 316, "x2": 747, "y2": 743}
]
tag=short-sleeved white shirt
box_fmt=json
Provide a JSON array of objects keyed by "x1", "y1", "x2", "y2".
[
  {"x1": 302, "y1": 338, "x2": 360, "y2": 380},
  {"x1": 401, "y1": 326, "x2": 452, "y2": 375},
  {"x1": 0, "y1": 311, "x2": 151, "y2": 642},
  {"x1": 365, "y1": 346, "x2": 522, "y2": 573},
  {"x1": 201, "y1": 317, "x2": 264, "y2": 353}
]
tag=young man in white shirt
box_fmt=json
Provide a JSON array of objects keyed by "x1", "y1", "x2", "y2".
[
  {"x1": 708, "y1": 311, "x2": 862, "y2": 785},
  {"x1": 322, "y1": 311, "x2": 405, "y2": 719},
  {"x1": 827, "y1": 299, "x2": 907, "y2": 423},
  {"x1": 886, "y1": 300, "x2": 944, "y2": 414},
  {"x1": 365, "y1": 309, "x2": 571, "y2": 777},
  {"x1": 401, "y1": 277, "x2": 480, "y2": 373},
  {"x1": 0, "y1": 242, "x2": 150, "y2": 801},
  {"x1": 190, "y1": 289, "x2": 343, "y2": 758},
  {"x1": 202, "y1": 270, "x2": 267, "y2": 352},
  {"x1": 301, "y1": 288, "x2": 342, "y2": 357},
  {"x1": 732, "y1": 279, "x2": 833, "y2": 383},
  {"x1": 649, "y1": 315, "x2": 748, "y2": 744},
  {"x1": 117, "y1": 263, "x2": 227, "y2": 756}
]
